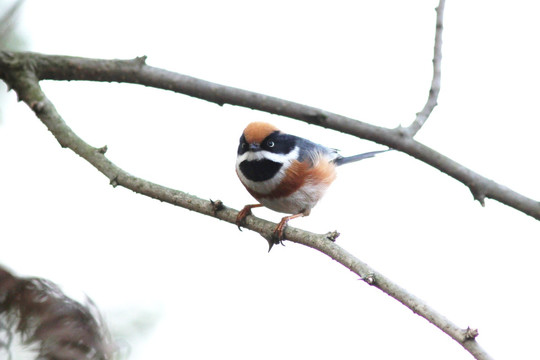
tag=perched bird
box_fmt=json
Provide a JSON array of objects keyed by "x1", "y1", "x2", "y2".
[{"x1": 236, "y1": 121, "x2": 389, "y2": 250}]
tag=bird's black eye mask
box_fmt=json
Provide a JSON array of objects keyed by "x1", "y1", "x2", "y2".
[
  {"x1": 238, "y1": 131, "x2": 296, "y2": 155},
  {"x1": 238, "y1": 134, "x2": 249, "y2": 155},
  {"x1": 261, "y1": 131, "x2": 296, "y2": 154}
]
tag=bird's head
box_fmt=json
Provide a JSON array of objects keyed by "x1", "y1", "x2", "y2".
[{"x1": 237, "y1": 122, "x2": 297, "y2": 161}]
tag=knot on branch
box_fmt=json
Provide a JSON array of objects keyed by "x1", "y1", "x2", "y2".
[
  {"x1": 109, "y1": 176, "x2": 119, "y2": 188},
  {"x1": 464, "y1": 327, "x2": 479, "y2": 340},
  {"x1": 133, "y1": 55, "x2": 147, "y2": 67},
  {"x1": 325, "y1": 230, "x2": 340, "y2": 242},
  {"x1": 363, "y1": 273, "x2": 376, "y2": 285},
  {"x1": 303, "y1": 111, "x2": 328, "y2": 126},
  {"x1": 30, "y1": 100, "x2": 46, "y2": 113},
  {"x1": 395, "y1": 125, "x2": 413, "y2": 138},
  {"x1": 210, "y1": 199, "x2": 225, "y2": 215},
  {"x1": 97, "y1": 145, "x2": 108, "y2": 154},
  {"x1": 469, "y1": 186, "x2": 486, "y2": 207},
  {"x1": 0, "y1": 51, "x2": 39, "y2": 79}
]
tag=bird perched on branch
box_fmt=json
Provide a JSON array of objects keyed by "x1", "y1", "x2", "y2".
[{"x1": 236, "y1": 121, "x2": 389, "y2": 250}]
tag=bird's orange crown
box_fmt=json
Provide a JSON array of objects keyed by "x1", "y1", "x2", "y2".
[{"x1": 243, "y1": 122, "x2": 279, "y2": 144}]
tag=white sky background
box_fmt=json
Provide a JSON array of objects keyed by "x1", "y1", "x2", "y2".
[{"x1": 1, "y1": 0, "x2": 539, "y2": 359}]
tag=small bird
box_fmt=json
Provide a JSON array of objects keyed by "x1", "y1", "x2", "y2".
[{"x1": 236, "y1": 121, "x2": 389, "y2": 250}]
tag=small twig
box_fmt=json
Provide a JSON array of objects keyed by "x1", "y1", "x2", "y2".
[{"x1": 406, "y1": 0, "x2": 445, "y2": 136}]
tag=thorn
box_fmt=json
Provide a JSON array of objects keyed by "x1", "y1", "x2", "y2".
[
  {"x1": 135, "y1": 55, "x2": 147, "y2": 66},
  {"x1": 364, "y1": 274, "x2": 375, "y2": 285},
  {"x1": 326, "y1": 230, "x2": 340, "y2": 242},
  {"x1": 97, "y1": 145, "x2": 108, "y2": 154},
  {"x1": 470, "y1": 187, "x2": 486, "y2": 207},
  {"x1": 465, "y1": 327, "x2": 479, "y2": 340},
  {"x1": 266, "y1": 234, "x2": 282, "y2": 253},
  {"x1": 209, "y1": 199, "x2": 224, "y2": 215}
]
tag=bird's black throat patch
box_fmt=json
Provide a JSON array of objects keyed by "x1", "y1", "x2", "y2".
[{"x1": 239, "y1": 159, "x2": 283, "y2": 182}]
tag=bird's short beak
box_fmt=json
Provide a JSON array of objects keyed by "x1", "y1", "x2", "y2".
[{"x1": 249, "y1": 143, "x2": 261, "y2": 151}]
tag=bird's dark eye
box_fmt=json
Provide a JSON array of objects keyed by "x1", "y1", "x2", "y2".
[
  {"x1": 242, "y1": 143, "x2": 247, "y2": 149},
  {"x1": 267, "y1": 141, "x2": 275, "y2": 148}
]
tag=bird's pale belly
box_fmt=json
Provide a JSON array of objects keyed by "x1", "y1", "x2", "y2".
[{"x1": 259, "y1": 181, "x2": 330, "y2": 215}]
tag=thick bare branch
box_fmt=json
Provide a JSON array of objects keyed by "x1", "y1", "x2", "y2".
[
  {"x1": 1, "y1": 50, "x2": 538, "y2": 220},
  {"x1": 406, "y1": 0, "x2": 445, "y2": 136},
  {"x1": 0, "y1": 57, "x2": 494, "y2": 360}
]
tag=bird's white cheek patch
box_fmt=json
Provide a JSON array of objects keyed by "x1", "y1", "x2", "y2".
[{"x1": 237, "y1": 147, "x2": 300, "y2": 164}]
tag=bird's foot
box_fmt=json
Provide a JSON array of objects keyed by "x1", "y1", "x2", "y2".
[
  {"x1": 236, "y1": 204, "x2": 263, "y2": 231},
  {"x1": 267, "y1": 213, "x2": 305, "y2": 252},
  {"x1": 268, "y1": 220, "x2": 288, "y2": 252}
]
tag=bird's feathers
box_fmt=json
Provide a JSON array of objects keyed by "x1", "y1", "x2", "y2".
[
  {"x1": 236, "y1": 121, "x2": 390, "y2": 215},
  {"x1": 333, "y1": 149, "x2": 391, "y2": 166}
]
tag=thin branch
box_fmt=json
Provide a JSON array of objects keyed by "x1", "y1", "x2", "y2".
[
  {"x1": 406, "y1": 0, "x2": 445, "y2": 136},
  {"x1": 1, "y1": 50, "x2": 538, "y2": 220},
  {"x1": 0, "y1": 60, "x2": 493, "y2": 360}
]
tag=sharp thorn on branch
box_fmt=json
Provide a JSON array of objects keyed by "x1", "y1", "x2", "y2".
[
  {"x1": 464, "y1": 327, "x2": 479, "y2": 340},
  {"x1": 135, "y1": 55, "x2": 147, "y2": 66},
  {"x1": 326, "y1": 230, "x2": 340, "y2": 242},
  {"x1": 210, "y1": 199, "x2": 224, "y2": 215},
  {"x1": 109, "y1": 176, "x2": 119, "y2": 188}
]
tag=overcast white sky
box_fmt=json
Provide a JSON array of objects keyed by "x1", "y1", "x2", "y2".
[{"x1": 1, "y1": 1, "x2": 540, "y2": 359}]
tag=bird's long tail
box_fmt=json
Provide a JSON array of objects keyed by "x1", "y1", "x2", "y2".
[{"x1": 333, "y1": 149, "x2": 392, "y2": 166}]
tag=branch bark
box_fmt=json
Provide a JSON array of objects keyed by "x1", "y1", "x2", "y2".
[
  {"x1": 1, "y1": 50, "x2": 538, "y2": 220},
  {"x1": 0, "y1": 53, "x2": 493, "y2": 360}
]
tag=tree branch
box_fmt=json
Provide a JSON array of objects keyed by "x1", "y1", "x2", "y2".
[
  {"x1": 1, "y1": 50, "x2": 538, "y2": 220},
  {"x1": 0, "y1": 51, "x2": 493, "y2": 360},
  {"x1": 406, "y1": 0, "x2": 445, "y2": 136}
]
